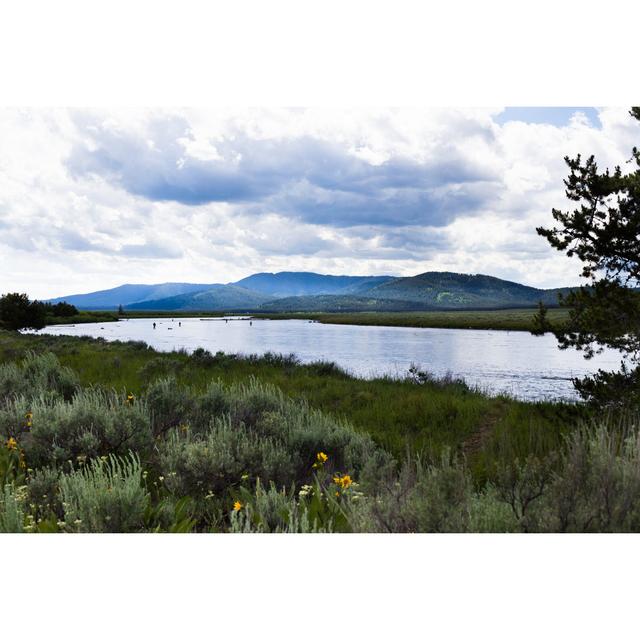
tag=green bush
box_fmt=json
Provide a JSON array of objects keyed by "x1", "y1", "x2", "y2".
[
  {"x1": 227, "y1": 379, "x2": 283, "y2": 429},
  {"x1": 25, "y1": 466, "x2": 63, "y2": 522},
  {"x1": 468, "y1": 487, "x2": 519, "y2": 533},
  {"x1": 16, "y1": 388, "x2": 153, "y2": 468},
  {"x1": 225, "y1": 379, "x2": 382, "y2": 480},
  {"x1": 189, "y1": 381, "x2": 230, "y2": 434},
  {"x1": 347, "y1": 453, "x2": 472, "y2": 533},
  {"x1": 59, "y1": 453, "x2": 149, "y2": 532},
  {"x1": 0, "y1": 483, "x2": 25, "y2": 533},
  {"x1": 138, "y1": 357, "x2": 183, "y2": 382},
  {"x1": 159, "y1": 417, "x2": 297, "y2": 500},
  {"x1": 146, "y1": 377, "x2": 194, "y2": 437},
  {"x1": 229, "y1": 481, "x2": 333, "y2": 533},
  {"x1": 0, "y1": 352, "x2": 79, "y2": 402},
  {"x1": 535, "y1": 424, "x2": 640, "y2": 532},
  {"x1": 190, "y1": 348, "x2": 217, "y2": 366}
]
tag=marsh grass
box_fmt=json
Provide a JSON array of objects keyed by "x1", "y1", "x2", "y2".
[
  {"x1": 254, "y1": 307, "x2": 570, "y2": 332},
  {"x1": 1, "y1": 330, "x2": 637, "y2": 533},
  {"x1": 0, "y1": 329, "x2": 591, "y2": 464}
]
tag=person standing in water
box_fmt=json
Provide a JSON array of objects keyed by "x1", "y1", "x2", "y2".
[{"x1": 153, "y1": 322, "x2": 156, "y2": 329}]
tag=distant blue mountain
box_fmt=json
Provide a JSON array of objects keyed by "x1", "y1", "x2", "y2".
[
  {"x1": 46, "y1": 271, "x2": 573, "y2": 312},
  {"x1": 47, "y1": 283, "x2": 215, "y2": 309},
  {"x1": 232, "y1": 272, "x2": 396, "y2": 297},
  {"x1": 125, "y1": 285, "x2": 272, "y2": 311}
]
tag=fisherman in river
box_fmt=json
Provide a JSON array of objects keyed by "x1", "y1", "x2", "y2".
[{"x1": 153, "y1": 322, "x2": 156, "y2": 329}]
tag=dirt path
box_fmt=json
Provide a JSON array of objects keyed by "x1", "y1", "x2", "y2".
[{"x1": 462, "y1": 404, "x2": 508, "y2": 458}]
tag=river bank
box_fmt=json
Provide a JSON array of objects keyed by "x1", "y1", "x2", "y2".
[
  {"x1": 7, "y1": 330, "x2": 640, "y2": 533},
  {"x1": 1, "y1": 329, "x2": 584, "y2": 473},
  {"x1": 47, "y1": 306, "x2": 569, "y2": 332}
]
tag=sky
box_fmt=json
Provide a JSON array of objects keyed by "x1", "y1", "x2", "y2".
[{"x1": 1, "y1": 106, "x2": 638, "y2": 299}]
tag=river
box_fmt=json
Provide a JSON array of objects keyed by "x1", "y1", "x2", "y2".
[{"x1": 35, "y1": 317, "x2": 623, "y2": 401}]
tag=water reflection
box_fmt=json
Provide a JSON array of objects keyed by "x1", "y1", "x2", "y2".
[{"x1": 36, "y1": 317, "x2": 622, "y2": 401}]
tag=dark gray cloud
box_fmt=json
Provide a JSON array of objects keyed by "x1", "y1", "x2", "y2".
[{"x1": 66, "y1": 114, "x2": 500, "y2": 228}]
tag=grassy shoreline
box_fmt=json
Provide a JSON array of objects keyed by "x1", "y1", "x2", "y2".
[
  {"x1": 48, "y1": 307, "x2": 569, "y2": 332},
  {"x1": 1, "y1": 329, "x2": 582, "y2": 469},
  {"x1": 5, "y1": 329, "x2": 640, "y2": 533},
  {"x1": 253, "y1": 307, "x2": 569, "y2": 331}
]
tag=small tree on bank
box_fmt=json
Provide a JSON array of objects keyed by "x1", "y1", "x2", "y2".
[
  {"x1": 0, "y1": 293, "x2": 48, "y2": 331},
  {"x1": 535, "y1": 107, "x2": 640, "y2": 407},
  {"x1": 531, "y1": 300, "x2": 549, "y2": 336}
]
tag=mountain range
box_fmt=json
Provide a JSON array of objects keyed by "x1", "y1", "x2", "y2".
[{"x1": 46, "y1": 271, "x2": 572, "y2": 312}]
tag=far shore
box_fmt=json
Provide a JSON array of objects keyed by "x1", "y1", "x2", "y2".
[{"x1": 44, "y1": 307, "x2": 568, "y2": 332}]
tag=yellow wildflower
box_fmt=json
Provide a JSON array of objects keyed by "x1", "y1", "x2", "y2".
[
  {"x1": 333, "y1": 474, "x2": 353, "y2": 490},
  {"x1": 233, "y1": 501, "x2": 243, "y2": 512},
  {"x1": 25, "y1": 411, "x2": 33, "y2": 428},
  {"x1": 6, "y1": 437, "x2": 17, "y2": 451},
  {"x1": 313, "y1": 451, "x2": 329, "y2": 468},
  {"x1": 126, "y1": 393, "x2": 135, "y2": 405}
]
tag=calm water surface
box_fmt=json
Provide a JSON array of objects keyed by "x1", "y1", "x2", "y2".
[{"x1": 36, "y1": 317, "x2": 622, "y2": 401}]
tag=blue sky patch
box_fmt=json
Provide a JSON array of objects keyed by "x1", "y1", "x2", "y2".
[{"x1": 494, "y1": 107, "x2": 600, "y2": 128}]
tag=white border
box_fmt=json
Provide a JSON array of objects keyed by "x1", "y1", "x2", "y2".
[
  {"x1": 0, "y1": 0, "x2": 637, "y2": 106},
  {"x1": 1, "y1": 0, "x2": 638, "y2": 636},
  {"x1": 3, "y1": 533, "x2": 639, "y2": 638}
]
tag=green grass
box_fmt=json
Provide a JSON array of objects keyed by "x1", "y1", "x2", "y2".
[
  {"x1": 50, "y1": 307, "x2": 569, "y2": 331},
  {"x1": 45, "y1": 310, "x2": 230, "y2": 325},
  {"x1": 0, "y1": 329, "x2": 586, "y2": 471},
  {"x1": 253, "y1": 308, "x2": 570, "y2": 332},
  {"x1": 4, "y1": 330, "x2": 636, "y2": 533}
]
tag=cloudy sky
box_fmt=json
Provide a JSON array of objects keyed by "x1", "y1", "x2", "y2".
[{"x1": 1, "y1": 106, "x2": 638, "y2": 298}]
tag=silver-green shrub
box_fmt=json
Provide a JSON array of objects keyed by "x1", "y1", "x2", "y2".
[
  {"x1": 229, "y1": 481, "x2": 333, "y2": 533},
  {"x1": 0, "y1": 483, "x2": 25, "y2": 533},
  {"x1": 468, "y1": 486, "x2": 519, "y2": 533},
  {"x1": 146, "y1": 377, "x2": 194, "y2": 437},
  {"x1": 17, "y1": 388, "x2": 153, "y2": 468},
  {"x1": 0, "y1": 352, "x2": 79, "y2": 403},
  {"x1": 26, "y1": 466, "x2": 63, "y2": 522},
  {"x1": 536, "y1": 423, "x2": 640, "y2": 532},
  {"x1": 346, "y1": 452, "x2": 472, "y2": 533},
  {"x1": 59, "y1": 453, "x2": 149, "y2": 533},
  {"x1": 159, "y1": 416, "x2": 296, "y2": 499},
  {"x1": 190, "y1": 381, "x2": 230, "y2": 434},
  {"x1": 224, "y1": 379, "x2": 382, "y2": 480}
]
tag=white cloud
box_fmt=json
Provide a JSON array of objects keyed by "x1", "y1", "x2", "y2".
[{"x1": 0, "y1": 107, "x2": 638, "y2": 298}]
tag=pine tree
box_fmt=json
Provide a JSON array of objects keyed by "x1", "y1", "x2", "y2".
[
  {"x1": 536, "y1": 108, "x2": 640, "y2": 407},
  {"x1": 531, "y1": 301, "x2": 549, "y2": 336}
]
